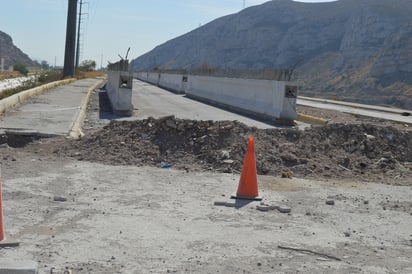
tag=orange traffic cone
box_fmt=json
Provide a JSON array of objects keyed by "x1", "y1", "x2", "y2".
[
  {"x1": 231, "y1": 137, "x2": 262, "y2": 201},
  {"x1": 0, "y1": 166, "x2": 19, "y2": 247}
]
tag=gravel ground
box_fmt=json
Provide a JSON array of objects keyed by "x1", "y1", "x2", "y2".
[
  {"x1": 0, "y1": 149, "x2": 411, "y2": 274},
  {"x1": 0, "y1": 91, "x2": 411, "y2": 273}
]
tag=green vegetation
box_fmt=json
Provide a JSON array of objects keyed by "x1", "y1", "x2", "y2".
[
  {"x1": 13, "y1": 63, "x2": 29, "y2": 76},
  {"x1": 0, "y1": 78, "x2": 36, "y2": 100},
  {"x1": 37, "y1": 70, "x2": 63, "y2": 84},
  {"x1": 39, "y1": 60, "x2": 50, "y2": 70},
  {"x1": 78, "y1": 59, "x2": 97, "y2": 72},
  {"x1": 0, "y1": 65, "x2": 106, "y2": 101}
]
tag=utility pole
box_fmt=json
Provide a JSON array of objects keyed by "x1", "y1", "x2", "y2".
[
  {"x1": 75, "y1": 0, "x2": 83, "y2": 68},
  {"x1": 63, "y1": 0, "x2": 78, "y2": 77}
]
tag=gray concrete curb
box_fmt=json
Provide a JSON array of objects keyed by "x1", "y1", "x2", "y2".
[
  {"x1": 0, "y1": 259, "x2": 38, "y2": 274},
  {"x1": 69, "y1": 78, "x2": 106, "y2": 139},
  {"x1": 0, "y1": 78, "x2": 76, "y2": 115}
]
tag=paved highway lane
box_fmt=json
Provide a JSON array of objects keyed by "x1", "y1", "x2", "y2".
[
  {"x1": 298, "y1": 97, "x2": 412, "y2": 125},
  {"x1": 130, "y1": 80, "x2": 290, "y2": 129}
]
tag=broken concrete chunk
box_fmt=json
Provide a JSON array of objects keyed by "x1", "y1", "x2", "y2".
[
  {"x1": 0, "y1": 259, "x2": 38, "y2": 274},
  {"x1": 220, "y1": 150, "x2": 230, "y2": 159},
  {"x1": 277, "y1": 205, "x2": 291, "y2": 213},
  {"x1": 256, "y1": 205, "x2": 276, "y2": 212},
  {"x1": 165, "y1": 119, "x2": 177, "y2": 129},
  {"x1": 53, "y1": 196, "x2": 67, "y2": 202},
  {"x1": 213, "y1": 201, "x2": 235, "y2": 207},
  {"x1": 364, "y1": 133, "x2": 376, "y2": 140}
]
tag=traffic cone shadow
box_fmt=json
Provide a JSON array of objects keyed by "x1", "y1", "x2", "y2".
[
  {"x1": 231, "y1": 137, "x2": 262, "y2": 201},
  {"x1": 0, "y1": 167, "x2": 19, "y2": 247}
]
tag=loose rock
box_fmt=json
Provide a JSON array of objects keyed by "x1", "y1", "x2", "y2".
[
  {"x1": 50, "y1": 117, "x2": 412, "y2": 184},
  {"x1": 53, "y1": 196, "x2": 67, "y2": 202}
]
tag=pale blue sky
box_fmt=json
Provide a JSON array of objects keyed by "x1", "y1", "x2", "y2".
[{"x1": 0, "y1": 0, "x2": 336, "y2": 67}]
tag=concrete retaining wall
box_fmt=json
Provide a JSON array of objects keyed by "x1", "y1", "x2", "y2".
[{"x1": 133, "y1": 72, "x2": 297, "y2": 121}]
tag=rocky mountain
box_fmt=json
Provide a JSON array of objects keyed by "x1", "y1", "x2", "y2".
[
  {"x1": 0, "y1": 30, "x2": 37, "y2": 69},
  {"x1": 131, "y1": 0, "x2": 412, "y2": 109}
]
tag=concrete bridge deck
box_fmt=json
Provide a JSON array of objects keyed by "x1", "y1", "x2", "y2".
[{"x1": 0, "y1": 78, "x2": 102, "y2": 137}]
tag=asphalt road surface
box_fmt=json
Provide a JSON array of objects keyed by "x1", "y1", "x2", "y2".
[
  {"x1": 130, "y1": 80, "x2": 288, "y2": 129},
  {"x1": 297, "y1": 97, "x2": 412, "y2": 125}
]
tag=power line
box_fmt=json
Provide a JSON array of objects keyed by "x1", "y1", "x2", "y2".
[
  {"x1": 75, "y1": 0, "x2": 89, "y2": 67},
  {"x1": 75, "y1": 0, "x2": 83, "y2": 68},
  {"x1": 90, "y1": 0, "x2": 99, "y2": 24}
]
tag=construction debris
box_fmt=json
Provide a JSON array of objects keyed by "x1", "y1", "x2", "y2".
[{"x1": 48, "y1": 116, "x2": 411, "y2": 184}]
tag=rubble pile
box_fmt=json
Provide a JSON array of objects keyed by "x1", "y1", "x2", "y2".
[{"x1": 57, "y1": 116, "x2": 412, "y2": 184}]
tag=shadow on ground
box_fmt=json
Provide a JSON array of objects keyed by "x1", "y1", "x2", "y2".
[{"x1": 98, "y1": 89, "x2": 129, "y2": 120}]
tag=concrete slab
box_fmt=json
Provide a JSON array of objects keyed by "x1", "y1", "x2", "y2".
[
  {"x1": 0, "y1": 259, "x2": 37, "y2": 274},
  {"x1": 0, "y1": 78, "x2": 101, "y2": 136},
  {"x1": 0, "y1": 235, "x2": 20, "y2": 247},
  {"x1": 2, "y1": 156, "x2": 412, "y2": 273}
]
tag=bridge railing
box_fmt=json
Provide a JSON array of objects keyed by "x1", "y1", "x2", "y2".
[{"x1": 134, "y1": 71, "x2": 298, "y2": 123}]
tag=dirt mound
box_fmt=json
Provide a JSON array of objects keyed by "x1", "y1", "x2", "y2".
[{"x1": 56, "y1": 116, "x2": 412, "y2": 184}]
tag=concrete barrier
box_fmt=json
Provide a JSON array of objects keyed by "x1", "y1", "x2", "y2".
[
  {"x1": 134, "y1": 72, "x2": 298, "y2": 122},
  {"x1": 158, "y1": 73, "x2": 187, "y2": 94},
  {"x1": 133, "y1": 72, "x2": 146, "y2": 82},
  {"x1": 106, "y1": 70, "x2": 133, "y2": 116},
  {"x1": 147, "y1": 72, "x2": 160, "y2": 85},
  {"x1": 186, "y1": 75, "x2": 297, "y2": 121},
  {"x1": 134, "y1": 71, "x2": 159, "y2": 85},
  {"x1": 0, "y1": 78, "x2": 75, "y2": 115}
]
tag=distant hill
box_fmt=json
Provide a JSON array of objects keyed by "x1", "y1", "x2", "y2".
[
  {"x1": 131, "y1": 0, "x2": 412, "y2": 109},
  {"x1": 0, "y1": 30, "x2": 37, "y2": 69}
]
